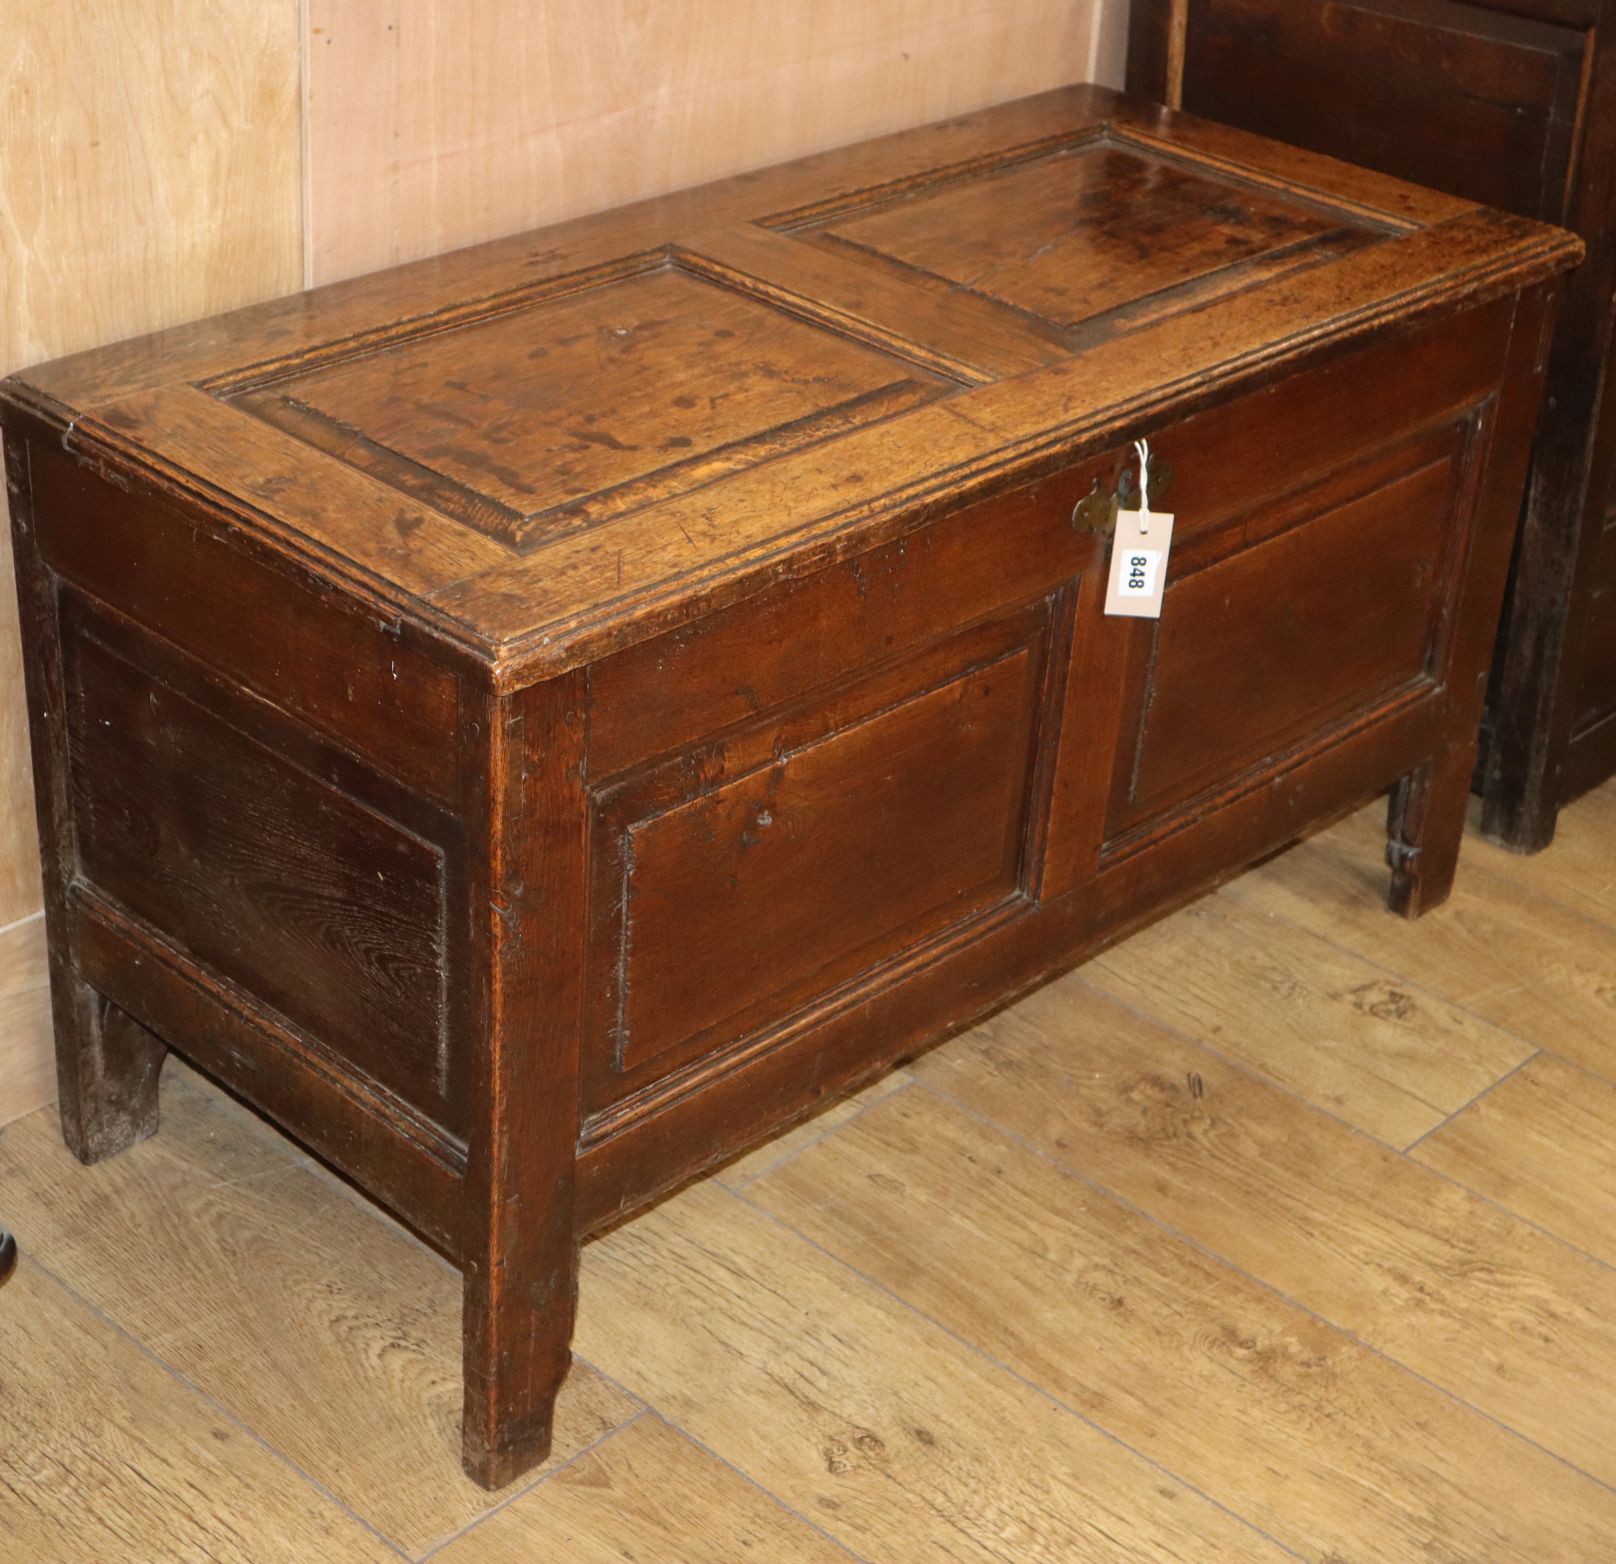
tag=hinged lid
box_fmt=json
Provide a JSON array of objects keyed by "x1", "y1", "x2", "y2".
[{"x1": 0, "y1": 85, "x2": 1581, "y2": 680}]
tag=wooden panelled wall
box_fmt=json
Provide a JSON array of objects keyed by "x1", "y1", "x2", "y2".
[{"x1": 0, "y1": 0, "x2": 1129, "y2": 1124}]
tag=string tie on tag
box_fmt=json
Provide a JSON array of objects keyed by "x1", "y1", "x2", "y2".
[{"x1": 1134, "y1": 438, "x2": 1152, "y2": 533}]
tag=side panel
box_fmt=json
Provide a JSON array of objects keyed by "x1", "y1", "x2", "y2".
[
  {"x1": 14, "y1": 442, "x2": 474, "y2": 1182},
  {"x1": 67, "y1": 626, "x2": 452, "y2": 1125}
]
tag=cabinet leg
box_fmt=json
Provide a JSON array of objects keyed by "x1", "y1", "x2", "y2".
[
  {"x1": 56, "y1": 984, "x2": 167, "y2": 1165},
  {"x1": 1386, "y1": 758, "x2": 1468, "y2": 920},
  {"x1": 460, "y1": 1232, "x2": 578, "y2": 1488},
  {"x1": 0, "y1": 1228, "x2": 16, "y2": 1288}
]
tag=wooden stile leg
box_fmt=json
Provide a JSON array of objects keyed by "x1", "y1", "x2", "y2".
[
  {"x1": 1385, "y1": 759, "x2": 1467, "y2": 920},
  {"x1": 459, "y1": 675, "x2": 588, "y2": 1489},
  {"x1": 55, "y1": 984, "x2": 167, "y2": 1164},
  {"x1": 7, "y1": 438, "x2": 168, "y2": 1163},
  {"x1": 1391, "y1": 284, "x2": 1563, "y2": 917}
]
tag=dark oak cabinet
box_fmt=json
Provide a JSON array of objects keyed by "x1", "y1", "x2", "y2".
[
  {"x1": 1129, "y1": 0, "x2": 1616, "y2": 847},
  {"x1": 1, "y1": 86, "x2": 1576, "y2": 1486}
]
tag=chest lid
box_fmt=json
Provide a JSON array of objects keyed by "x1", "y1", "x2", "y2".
[{"x1": 1, "y1": 85, "x2": 1579, "y2": 680}]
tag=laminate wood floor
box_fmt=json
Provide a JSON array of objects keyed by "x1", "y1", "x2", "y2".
[{"x1": 4, "y1": 785, "x2": 1615, "y2": 1562}]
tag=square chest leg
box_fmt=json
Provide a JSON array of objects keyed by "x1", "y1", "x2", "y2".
[{"x1": 457, "y1": 676, "x2": 589, "y2": 1489}]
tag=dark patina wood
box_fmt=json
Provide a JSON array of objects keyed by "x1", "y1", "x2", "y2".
[
  {"x1": 0, "y1": 85, "x2": 1579, "y2": 1487},
  {"x1": 1128, "y1": 0, "x2": 1616, "y2": 849}
]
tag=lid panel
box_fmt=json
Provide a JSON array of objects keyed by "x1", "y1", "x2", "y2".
[
  {"x1": 219, "y1": 262, "x2": 956, "y2": 553},
  {"x1": 778, "y1": 139, "x2": 1383, "y2": 341}
]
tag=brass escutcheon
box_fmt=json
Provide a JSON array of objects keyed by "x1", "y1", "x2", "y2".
[{"x1": 1071, "y1": 452, "x2": 1173, "y2": 534}]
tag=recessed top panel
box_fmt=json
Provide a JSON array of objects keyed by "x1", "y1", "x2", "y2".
[
  {"x1": 229, "y1": 265, "x2": 951, "y2": 551},
  {"x1": 795, "y1": 143, "x2": 1374, "y2": 340}
]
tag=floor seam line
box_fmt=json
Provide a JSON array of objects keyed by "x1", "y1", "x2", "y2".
[
  {"x1": 642, "y1": 1406, "x2": 877, "y2": 1564},
  {"x1": 723, "y1": 1074, "x2": 916, "y2": 1192},
  {"x1": 724, "y1": 1184, "x2": 1311, "y2": 1563},
  {"x1": 1401, "y1": 1048, "x2": 1543, "y2": 1155},
  {"x1": 1221, "y1": 872, "x2": 1551, "y2": 1066},
  {"x1": 1072, "y1": 973, "x2": 1616, "y2": 1275},
  {"x1": 910, "y1": 1070, "x2": 1616, "y2": 1501},
  {"x1": 20, "y1": 1252, "x2": 413, "y2": 1562},
  {"x1": 413, "y1": 1408, "x2": 649, "y2": 1561}
]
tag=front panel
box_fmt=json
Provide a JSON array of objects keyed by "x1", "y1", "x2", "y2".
[
  {"x1": 581, "y1": 476, "x2": 1092, "y2": 1120},
  {"x1": 1108, "y1": 422, "x2": 1478, "y2": 845}
]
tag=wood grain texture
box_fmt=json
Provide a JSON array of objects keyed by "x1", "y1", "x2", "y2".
[
  {"x1": 1229, "y1": 801, "x2": 1616, "y2": 1080},
  {"x1": 576, "y1": 1180, "x2": 1294, "y2": 1564},
  {"x1": 0, "y1": 1260, "x2": 396, "y2": 1564},
  {"x1": 0, "y1": 0, "x2": 303, "y2": 1102},
  {"x1": 751, "y1": 1084, "x2": 1616, "y2": 1563},
  {"x1": 433, "y1": 1414, "x2": 854, "y2": 1564},
  {"x1": 1412, "y1": 1053, "x2": 1616, "y2": 1265},
  {"x1": 1464, "y1": 785, "x2": 1616, "y2": 928},
  {"x1": 0, "y1": 914, "x2": 50, "y2": 1126},
  {"x1": 306, "y1": 0, "x2": 1103, "y2": 282},
  {"x1": 1085, "y1": 894, "x2": 1532, "y2": 1146},
  {"x1": 1126, "y1": 0, "x2": 1616, "y2": 847},
  {"x1": 0, "y1": 1064, "x2": 637, "y2": 1553},
  {"x1": 915, "y1": 978, "x2": 1616, "y2": 1489},
  {"x1": 715, "y1": 1071, "x2": 912, "y2": 1189}
]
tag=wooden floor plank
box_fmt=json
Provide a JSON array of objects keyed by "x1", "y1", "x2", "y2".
[
  {"x1": 715, "y1": 1072, "x2": 911, "y2": 1189},
  {"x1": 575, "y1": 1180, "x2": 1295, "y2": 1564},
  {"x1": 1230, "y1": 803, "x2": 1616, "y2": 1080},
  {"x1": 0, "y1": 1259, "x2": 396, "y2": 1564},
  {"x1": 434, "y1": 1414, "x2": 856, "y2": 1564},
  {"x1": 0, "y1": 1064, "x2": 637, "y2": 1554},
  {"x1": 748, "y1": 1086, "x2": 1616, "y2": 1563},
  {"x1": 1464, "y1": 786, "x2": 1616, "y2": 929},
  {"x1": 913, "y1": 977, "x2": 1616, "y2": 1489},
  {"x1": 0, "y1": 914, "x2": 52, "y2": 1129},
  {"x1": 1411, "y1": 1052, "x2": 1616, "y2": 1266},
  {"x1": 1085, "y1": 893, "x2": 1532, "y2": 1146}
]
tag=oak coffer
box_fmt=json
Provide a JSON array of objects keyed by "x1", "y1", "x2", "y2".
[{"x1": 0, "y1": 86, "x2": 1579, "y2": 1488}]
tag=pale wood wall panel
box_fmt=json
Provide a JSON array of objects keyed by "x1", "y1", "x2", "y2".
[
  {"x1": 307, "y1": 0, "x2": 1103, "y2": 282},
  {"x1": 1090, "y1": 0, "x2": 1132, "y2": 86},
  {"x1": 0, "y1": 0, "x2": 303, "y2": 1123},
  {"x1": 0, "y1": 916, "x2": 51, "y2": 1127}
]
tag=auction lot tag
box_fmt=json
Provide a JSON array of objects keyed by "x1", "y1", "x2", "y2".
[{"x1": 1104, "y1": 506, "x2": 1175, "y2": 619}]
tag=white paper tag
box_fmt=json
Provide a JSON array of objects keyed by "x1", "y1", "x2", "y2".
[{"x1": 1104, "y1": 507, "x2": 1175, "y2": 619}]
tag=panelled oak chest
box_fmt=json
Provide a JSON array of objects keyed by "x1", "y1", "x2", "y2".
[
  {"x1": 1128, "y1": 0, "x2": 1616, "y2": 849},
  {"x1": 0, "y1": 86, "x2": 1579, "y2": 1487}
]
